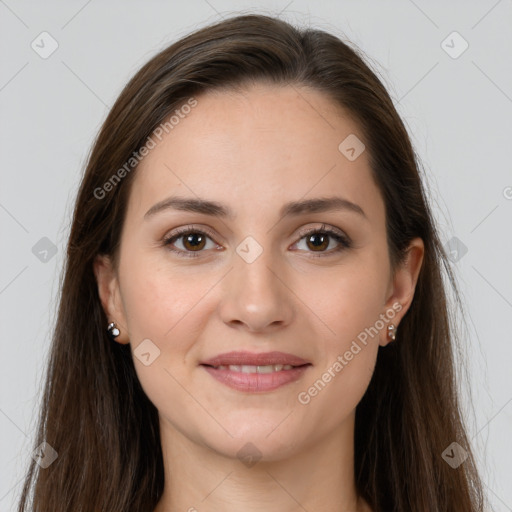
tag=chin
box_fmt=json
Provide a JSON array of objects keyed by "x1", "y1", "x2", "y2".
[
  {"x1": 206, "y1": 433, "x2": 301, "y2": 464},
  {"x1": 197, "y1": 414, "x2": 305, "y2": 462}
]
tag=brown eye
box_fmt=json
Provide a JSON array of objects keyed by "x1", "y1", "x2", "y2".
[
  {"x1": 181, "y1": 232, "x2": 206, "y2": 251},
  {"x1": 163, "y1": 227, "x2": 219, "y2": 258},
  {"x1": 305, "y1": 233, "x2": 330, "y2": 252},
  {"x1": 293, "y1": 226, "x2": 352, "y2": 257}
]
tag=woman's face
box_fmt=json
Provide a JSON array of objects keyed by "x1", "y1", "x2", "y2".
[{"x1": 95, "y1": 83, "x2": 423, "y2": 461}]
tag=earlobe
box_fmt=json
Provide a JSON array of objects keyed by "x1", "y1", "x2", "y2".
[
  {"x1": 380, "y1": 237, "x2": 425, "y2": 347},
  {"x1": 93, "y1": 254, "x2": 130, "y2": 344}
]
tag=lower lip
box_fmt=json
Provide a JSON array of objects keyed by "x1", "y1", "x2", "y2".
[{"x1": 201, "y1": 364, "x2": 311, "y2": 392}]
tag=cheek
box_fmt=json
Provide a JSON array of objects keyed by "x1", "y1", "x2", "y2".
[
  {"x1": 118, "y1": 260, "x2": 208, "y2": 417},
  {"x1": 312, "y1": 258, "x2": 387, "y2": 347},
  {"x1": 294, "y1": 344, "x2": 376, "y2": 450},
  {"x1": 119, "y1": 249, "x2": 207, "y2": 342},
  {"x1": 302, "y1": 258, "x2": 385, "y2": 403},
  {"x1": 118, "y1": 253, "x2": 219, "y2": 392},
  {"x1": 294, "y1": 274, "x2": 384, "y2": 433}
]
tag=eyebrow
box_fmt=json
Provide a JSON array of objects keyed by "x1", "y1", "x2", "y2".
[{"x1": 144, "y1": 195, "x2": 367, "y2": 221}]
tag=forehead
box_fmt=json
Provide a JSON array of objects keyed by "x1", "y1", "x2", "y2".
[{"x1": 128, "y1": 83, "x2": 385, "y2": 226}]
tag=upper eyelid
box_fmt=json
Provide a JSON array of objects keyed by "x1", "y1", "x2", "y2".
[
  {"x1": 164, "y1": 225, "x2": 219, "y2": 244},
  {"x1": 295, "y1": 223, "x2": 347, "y2": 239}
]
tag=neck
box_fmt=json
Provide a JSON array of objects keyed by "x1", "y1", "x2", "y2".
[{"x1": 153, "y1": 411, "x2": 370, "y2": 512}]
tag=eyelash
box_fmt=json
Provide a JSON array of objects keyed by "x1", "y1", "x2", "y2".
[{"x1": 162, "y1": 224, "x2": 352, "y2": 259}]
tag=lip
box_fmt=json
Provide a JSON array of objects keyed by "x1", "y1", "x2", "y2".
[
  {"x1": 200, "y1": 351, "x2": 312, "y2": 393},
  {"x1": 202, "y1": 365, "x2": 311, "y2": 392},
  {"x1": 200, "y1": 351, "x2": 310, "y2": 367}
]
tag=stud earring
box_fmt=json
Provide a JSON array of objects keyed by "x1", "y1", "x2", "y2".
[
  {"x1": 107, "y1": 322, "x2": 120, "y2": 338},
  {"x1": 387, "y1": 324, "x2": 397, "y2": 341}
]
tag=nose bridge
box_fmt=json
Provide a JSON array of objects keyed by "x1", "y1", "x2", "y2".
[
  {"x1": 236, "y1": 239, "x2": 279, "y2": 296},
  {"x1": 219, "y1": 234, "x2": 294, "y2": 331}
]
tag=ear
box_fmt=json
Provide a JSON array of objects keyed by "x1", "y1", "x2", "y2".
[
  {"x1": 380, "y1": 237, "x2": 424, "y2": 347},
  {"x1": 93, "y1": 254, "x2": 130, "y2": 344}
]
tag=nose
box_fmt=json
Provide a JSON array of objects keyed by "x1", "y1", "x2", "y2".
[{"x1": 218, "y1": 246, "x2": 295, "y2": 334}]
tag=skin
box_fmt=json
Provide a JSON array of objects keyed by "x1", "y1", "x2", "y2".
[{"x1": 94, "y1": 83, "x2": 424, "y2": 512}]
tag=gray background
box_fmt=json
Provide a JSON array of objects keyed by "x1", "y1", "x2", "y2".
[{"x1": 1, "y1": 0, "x2": 511, "y2": 510}]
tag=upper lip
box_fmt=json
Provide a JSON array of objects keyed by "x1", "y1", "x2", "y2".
[{"x1": 200, "y1": 351, "x2": 311, "y2": 367}]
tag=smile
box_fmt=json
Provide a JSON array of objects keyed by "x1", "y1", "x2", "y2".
[
  {"x1": 210, "y1": 364, "x2": 296, "y2": 373},
  {"x1": 200, "y1": 362, "x2": 311, "y2": 392}
]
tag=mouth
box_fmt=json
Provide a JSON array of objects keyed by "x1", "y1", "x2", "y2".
[
  {"x1": 199, "y1": 351, "x2": 312, "y2": 392},
  {"x1": 203, "y1": 363, "x2": 305, "y2": 373}
]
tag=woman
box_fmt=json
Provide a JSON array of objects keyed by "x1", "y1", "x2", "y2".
[{"x1": 17, "y1": 13, "x2": 486, "y2": 512}]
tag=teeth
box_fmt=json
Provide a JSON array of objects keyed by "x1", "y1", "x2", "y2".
[{"x1": 214, "y1": 364, "x2": 295, "y2": 372}]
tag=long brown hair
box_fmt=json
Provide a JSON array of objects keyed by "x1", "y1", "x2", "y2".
[{"x1": 17, "y1": 13, "x2": 486, "y2": 511}]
